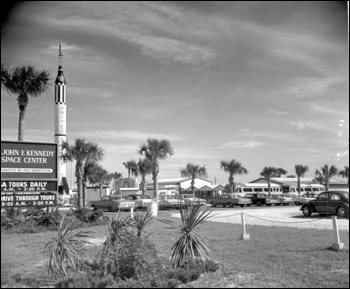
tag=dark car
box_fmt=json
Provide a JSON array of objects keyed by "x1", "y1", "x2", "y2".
[
  {"x1": 125, "y1": 194, "x2": 153, "y2": 209},
  {"x1": 244, "y1": 193, "x2": 269, "y2": 206},
  {"x1": 300, "y1": 190, "x2": 349, "y2": 218}
]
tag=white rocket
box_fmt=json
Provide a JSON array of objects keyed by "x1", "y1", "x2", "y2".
[{"x1": 54, "y1": 44, "x2": 67, "y2": 191}]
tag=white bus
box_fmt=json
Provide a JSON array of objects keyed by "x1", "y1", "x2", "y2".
[
  {"x1": 235, "y1": 183, "x2": 282, "y2": 196},
  {"x1": 281, "y1": 184, "x2": 325, "y2": 197}
]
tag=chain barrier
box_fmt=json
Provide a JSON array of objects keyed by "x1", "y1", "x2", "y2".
[
  {"x1": 208, "y1": 211, "x2": 334, "y2": 224},
  {"x1": 242, "y1": 213, "x2": 333, "y2": 224}
]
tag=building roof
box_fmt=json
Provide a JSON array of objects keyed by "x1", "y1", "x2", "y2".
[{"x1": 249, "y1": 177, "x2": 316, "y2": 186}]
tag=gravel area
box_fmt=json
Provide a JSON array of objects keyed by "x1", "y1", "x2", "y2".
[{"x1": 170, "y1": 206, "x2": 349, "y2": 231}]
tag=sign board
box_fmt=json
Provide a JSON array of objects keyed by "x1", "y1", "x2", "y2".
[
  {"x1": 1, "y1": 141, "x2": 57, "y2": 180},
  {"x1": 1, "y1": 180, "x2": 57, "y2": 193},
  {"x1": 1, "y1": 193, "x2": 57, "y2": 208},
  {"x1": 1, "y1": 141, "x2": 59, "y2": 209}
]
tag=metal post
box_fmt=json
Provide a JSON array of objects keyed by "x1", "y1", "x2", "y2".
[
  {"x1": 240, "y1": 213, "x2": 250, "y2": 240},
  {"x1": 130, "y1": 207, "x2": 134, "y2": 219},
  {"x1": 332, "y1": 216, "x2": 344, "y2": 251}
]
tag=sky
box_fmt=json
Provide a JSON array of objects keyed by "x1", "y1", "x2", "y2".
[{"x1": 1, "y1": 1, "x2": 349, "y2": 187}]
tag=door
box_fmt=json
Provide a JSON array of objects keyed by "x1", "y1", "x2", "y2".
[
  {"x1": 327, "y1": 193, "x2": 342, "y2": 214},
  {"x1": 314, "y1": 192, "x2": 329, "y2": 212}
]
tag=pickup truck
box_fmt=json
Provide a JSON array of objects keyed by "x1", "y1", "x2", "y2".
[
  {"x1": 89, "y1": 195, "x2": 135, "y2": 212},
  {"x1": 207, "y1": 194, "x2": 252, "y2": 208}
]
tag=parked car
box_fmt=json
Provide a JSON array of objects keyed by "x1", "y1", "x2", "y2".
[
  {"x1": 89, "y1": 195, "x2": 135, "y2": 212},
  {"x1": 244, "y1": 193, "x2": 276, "y2": 206},
  {"x1": 300, "y1": 190, "x2": 349, "y2": 218},
  {"x1": 293, "y1": 193, "x2": 318, "y2": 206},
  {"x1": 125, "y1": 194, "x2": 153, "y2": 209},
  {"x1": 207, "y1": 194, "x2": 252, "y2": 208},
  {"x1": 160, "y1": 195, "x2": 182, "y2": 209},
  {"x1": 179, "y1": 194, "x2": 208, "y2": 206},
  {"x1": 275, "y1": 194, "x2": 294, "y2": 206}
]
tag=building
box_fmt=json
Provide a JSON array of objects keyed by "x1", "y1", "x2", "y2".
[
  {"x1": 145, "y1": 177, "x2": 227, "y2": 199},
  {"x1": 145, "y1": 177, "x2": 213, "y2": 197}
]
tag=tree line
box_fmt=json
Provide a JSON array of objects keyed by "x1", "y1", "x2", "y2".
[{"x1": 1, "y1": 64, "x2": 349, "y2": 210}]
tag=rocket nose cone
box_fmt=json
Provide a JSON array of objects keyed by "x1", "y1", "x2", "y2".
[{"x1": 55, "y1": 66, "x2": 66, "y2": 84}]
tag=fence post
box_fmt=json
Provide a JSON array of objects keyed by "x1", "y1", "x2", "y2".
[
  {"x1": 240, "y1": 213, "x2": 250, "y2": 240},
  {"x1": 130, "y1": 207, "x2": 134, "y2": 219},
  {"x1": 331, "y1": 216, "x2": 343, "y2": 251}
]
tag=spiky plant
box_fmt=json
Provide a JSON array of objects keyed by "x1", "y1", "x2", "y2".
[
  {"x1": 44, "y1": 216, "x2": 94, "y2": 277},
  {"x1": 129, "y1": 209, "x2": 155, "y2": 238},
  {"x1": 160, "y1": 202, "x2": 214, "y2": 267},
  {"x1": 100, "y1": 211, "x2": 134, "y2": 257}
]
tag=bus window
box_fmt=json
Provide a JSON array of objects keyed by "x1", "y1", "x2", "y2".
[
  {"x1": 243, "y1": 188, "x2": 253, "y2": 192},
  {"x1": 254, "y1": 188, "x2": 263, "y2": 192}
]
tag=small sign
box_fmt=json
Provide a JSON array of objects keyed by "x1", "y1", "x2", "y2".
[
  {"x1": 1, "y1": 193, "x2": 57, "y2": 208},
  {"x1": 1, "y1": 180, "x2": 57, "y2": 193}
]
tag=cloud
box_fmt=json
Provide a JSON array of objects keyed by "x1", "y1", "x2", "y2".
[
  {"x1": 73, "y1": 129, "x2": 183, "y2": 142},
  {"x1": 217, "y1": 141, "x2": 267, "y2": 149},
  {"x1": 285, "y1": 121, "x2": 313, "y2": 130}
]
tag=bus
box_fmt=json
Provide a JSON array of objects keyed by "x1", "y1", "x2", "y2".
[
  {"x1": 281, "y1": 184, "x2": 325, "y2": 197},
  {"x1": 235, "y1": 183, "x2": 282, "y2": 196}
]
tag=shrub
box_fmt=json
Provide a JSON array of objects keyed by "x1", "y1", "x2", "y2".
[
  {"x1": 45, "y1": 216, "x2": 94, "y2": 277},
  {"x1": 73, "y1": 207, "x2": 104, "y2": 223}
]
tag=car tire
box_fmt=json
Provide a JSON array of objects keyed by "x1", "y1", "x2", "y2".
[
  {"x1": 247, "y1": 204, "x2": 251, "y2": 207},
  {"x1": 228, "y1": 202, "x2": 233, "y2": 208},
  {"x1": 211, "y1": 202, "x2": 216, "y2": 207},
  {"x1": 255, "y1": 201, "x2": 261, "y2": 206},
  {"x1": 302, "y1": 206, "x2": 312, "y2": 217},
  {"x1": 336, "y1": 206, "x2": 348, "y2": 218},
  {"x1": 240, "y1": 205, "x2": 244, "y2": 207},
  {"x1": 295, "y1": 202, "x2": 300, "y2": 206},
  {"x1": 108, "y1": 206, "x2": 113, "y2": 212}
]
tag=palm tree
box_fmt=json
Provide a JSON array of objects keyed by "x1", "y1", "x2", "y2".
[
  {"x1": 315, "y1": 164, "x2": 338, "y2": 191},
  {"x1": 137, "y1": 158, "x2": 152, "y2": 194},
  {"x1": 260, "y1": 166, "x2": 287, "y2": 196},
  {"x1": 123, "y1": 160, "x2": 138, "y2": 187},
  {"x1": 139, "y1": 138, "x2": 174, "y2": 205},
  {"x1": 1, "y1": 64, "x2": 51, "y2": 141},
  {"x1": 86, "y1": 163, "x2": 112, "y2": 199},
  {"x1": 180, "y1": 163, "x2": 208, "y2": 195},
  {"x1": 295, "y1": 165, "x2": 309, "y2": 195},
  {"x1": 220, "y1": 160, "x2": 248, "y2": 194},
  {"x1": 338, "y1": 166, "x2": 349, "y2": 188},
  {"x1": 61, "y1": 138, "x2": 104, "y2": 208}
]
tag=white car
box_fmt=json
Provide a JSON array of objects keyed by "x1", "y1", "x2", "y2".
[{"x1": 293, "y1": 193, "x2": 318, "y2": 206}]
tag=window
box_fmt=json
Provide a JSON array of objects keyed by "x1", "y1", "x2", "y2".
[
  {"x1": 317, "y1": 193, "x2": 328, "y2": 201},
  {"x1": 330, "y1": 194, "x2": 341, "y2": 201},
  {"x1": 243, "y1": 188, "x2": 253, "y2": 192}
]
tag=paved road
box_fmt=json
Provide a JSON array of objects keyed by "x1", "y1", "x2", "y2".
[{"x1": 170, "y1": 205, "x2": 349, "y2": 230}]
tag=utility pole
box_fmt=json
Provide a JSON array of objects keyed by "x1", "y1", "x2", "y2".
[{"x1": 213, "y1": 177, "x2": 218, "y2": 185}]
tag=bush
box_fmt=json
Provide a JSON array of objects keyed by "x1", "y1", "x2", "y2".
[{"x1": 73, "y1": 208, "x2": 104, "y2": 223}]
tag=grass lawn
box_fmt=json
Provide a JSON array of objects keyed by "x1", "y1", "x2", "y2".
[{"x1": 1, "y1": 210, "x2": 349, "y2": 288}]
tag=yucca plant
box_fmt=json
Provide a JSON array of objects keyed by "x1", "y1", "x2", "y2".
[
  {"x1": 129, "y1": 209, "x2": 155, "y2": 237},
  {"x1": 160, "y1": 202, "x2": 215, "y2": 267},
  {"x1": 44, "y1": 216, "x2": 94, "y2": 277},
  {"x1": 100, "y1": 211, "x2": 134, "y2": 257}
]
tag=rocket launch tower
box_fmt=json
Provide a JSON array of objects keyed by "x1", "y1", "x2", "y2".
[{"x1": 54, "y1": 45, "x2": 68, "y2": 194}]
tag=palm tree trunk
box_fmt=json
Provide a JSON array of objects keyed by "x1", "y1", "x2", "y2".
[
  {"x1": 229, "y1": 175, "x2": 234, "y2": 195},
  {"x1": 18, "y1": 106, "x2": 26, "y2": 142},
  {"x1": 268, "y1": 178, "x2": 271, "y2": 197},
  {"x1": 77, "y1": 178, "x2": 83, "y2": 209},
  {"x1": 83, "y1": 183, "x2": 86, "y2": 208},
  {"x1": 297, "y1": 176, "x2": 301, "y2": 196},
  {"x1": 153, "y1": 173, "x2": 158, "y2": 203},
  {"x1": 191, "y1": 179, "x2": 195, "y2": 195}
]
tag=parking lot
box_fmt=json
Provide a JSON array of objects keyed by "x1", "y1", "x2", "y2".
[{"x1": 169, "y1": 205, "x2": 349, "y2": 231}]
